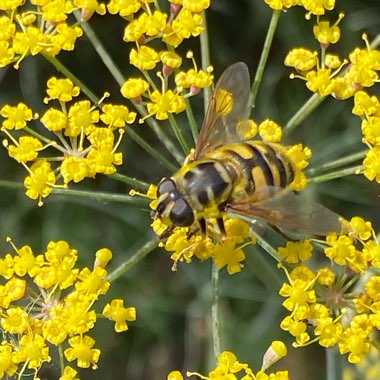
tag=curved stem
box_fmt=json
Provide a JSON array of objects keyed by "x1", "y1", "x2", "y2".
[
  {"x1": 184, "y1": 96, "x2": 199, "y2": 144},
  {"x1": 326, "y1": 348, "x2": 343, "y2": 380},
  {"x1": 106, "y1": 235, "x2": 158, "y2": 283},
  {"x1": 168, "y1": 114, "x2": 190, "y2": 155},
  {"x1": 108, "y1": 173, "x2": 149, "y2": 190},
  {"x1": 211, "y1": 263, "x2": 221, "y2": 359},
  {"x1": 248, "y1": 10, "x2": 281, "y2": 111},
  {"x1": 308, "y1": 165, "x2": 364, "y2": 183},
  {"x1": 201, "y1": 9, "x2": 212, "y2": 114},
  {"x1": 51, "y1": 187, "x2": 150, "y2": 206},
  {"x1": 283, "y1": 93, "x2": 325, "y2": 135},
  {"x1": 306, "y1": 150, "x2": 367, "y2": 176}
]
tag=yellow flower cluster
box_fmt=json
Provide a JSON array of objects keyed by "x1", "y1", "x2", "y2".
[
  {"x1": 264, "y1": 0, "x2": 335, "y2": 19},
  {"x1": 117, "y1": 2, "x2": 214, "y2": 122},
  {"x1": 168, "y1": 348, "x2": 290, "y2": 380},
  {"x1": 278, "y1": 216, "x2": 380, "y2": 364},
  {"x1": 0, "y1": 239, "x2": 136, "y2": 379},
  {"x1": 0, "y1": 77, "x2": 135, "y2": 205},
  {"x1": 0, "y1": 0, "x2": 107, "y2": 69},
  {"x1": 283, "y1": 8, "x2": 380, "y2": 184},
  {"x1": 153, "y1": 216, "x2": 254, "y2": 274}
]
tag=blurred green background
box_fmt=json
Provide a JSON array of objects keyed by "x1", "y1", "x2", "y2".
[{"x1": 0, "y1": 1, "x2": 380, "y2": 379}]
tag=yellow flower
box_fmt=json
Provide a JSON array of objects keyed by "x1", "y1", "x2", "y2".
[
  {"x1": 1, "y1": 307, "x2": 30, "y2": 334},
  {"x1": 45, "y1": 77, "x2": 80, "y2": 103},
  {"x1": 55, "y1": 24, "x2": 83, "y2": 51},
  {"x1": 14, "y1": 334, "x2": 51, "y2": 370},
  {"x1": 0, "y1": 16, "x2": 16, "y2": 40},
  {"x1": 24, "y1": 160, "x2": 56, "y2": 205},
  {"x1": 41, "y1": 108, "x2": 68, "y2": 131},
  {"x1": 64, "y1": 335, "x2": 100, "y2": 369},
  {"x1": 160, "y1": 50, "x2": 182, "y2": 69},
  {"x1": 278, "y1": 240, "x2": 313, "y2": 264},
  {"x1": 7, "y1": 136, "x2": 43, "y2": 163},
  {"x1": 102, "y1": 299, "x2": 137, "y2": 332},
  {"x1": 352, "y1": 91, "x2": 379, "y2": 116},
  {"x1": 325, "y1": 234, "x2": 356, "y2": 266},
  {"x1": 87, "y1": 146, "x2": 123, "y2": 175},
  {"x1": 172, "y1": 9, "x2": 203, "y2": 39},
  {"x1": 314, "y1": 318, "x2": 343, "y2": 347},
  {"x1": 284, "y1": 48, "x2": 317, "y2": 72},
  {"x1": 0, "y1": 343, "x2": 17, "y2": 378},
  {"x1": 259, "y1": 119, "x2": 282, "y2": 143},
  {"x1": 362, "y1": 116, "x2": 380, "y2": 146},
  {"x1": 331, "y1": 75, "x2": 356, "y2": 100},
  {"x1": 305, "y1": 68, "x2": 334, "y2": 96},
  {"x1": 1, "y1": 103, "x2": 34, "y2": 130},
  {"x1": 59, "y1": 366, "x2": 79, "y2": 380},
  {"x1": 100, "y1": 104, "x2": 137, "y2": 127},
  {"x1": 363, "y1": 147, "x2": 380, "y2": 183},
  {"x1": 182, "y1": 0, "x2": 210, "y2": 12},
  {"x1": 213, "y1": 238, "x2": 245, "y2": 275},
  {"x1": 264, "y1": 0, "x2": 299, "y2": 10},
  {"x1": 67, "y1": 100, "x2": 99, "y2": 137},
  {"x1": 324, "y1": 54, "x2": 342, "y2": 69},
  {"x1": 61, "y1": 157, "x2": 90, "y2": 184},
  {"x1": 301, "y1": 0, "x2": 335, "y2": 17},
  {"x1": 94, "y1": 247, "x2": 112, "y2": 268},
  {"x1": 130, "y1": 45, "x2": 160, "y2": 71},
  {"x1": 120, "y1": 77, "x2": 150, "y2": 100},
  {"x1": 313, "y1": 14, "x2": 344, "y2": 45},
  {"x1": 262, "y1": 341, "x2": 287, "y2": 371},
  {"x1": 236, "y1": 119, "x2": 258, "y2": 140},
  {"x1": 107, "y1": 0, "x2": 141, "y2": 16},
  {"x1": 338, "y1": 327, "x2": 370, "y2": 364},
  {"x1": 147, "y1": 90, "x2": 186, "y2": 120},
  {"x1": 0, "y1": 40, "x2": 14, "y2": 67}
]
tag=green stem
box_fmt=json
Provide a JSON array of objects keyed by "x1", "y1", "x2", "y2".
[
  {"x1": 184, "y1": 96, "x2": 199, "y2": 144},
  {"x1": 125, "y1": 127, "x2": 178, "y2": 172},
  {"x1": 58, "y1": 344, "x2": 65, "y2": 377},
  {"x1": 248, "y1": 10, "x2": 281, "y2": 111},
  {"x1": 0, "y1": 179, "x2": 23, "y2": 190},
  {"x1": 308, "y1": 165, "x2": 363, "y2": 183},
  {"x1": 52, "y1": 187, "x2": 150, "y2": 206},
  {"x1": 306, "y1": 150, "x2": 367, "y2": 176},
  {"x1": 200, "y1": 9, "x2": 212, "y2": 113},
  {"x1": 46, "y1": 32, "x2": 183, "y2": 168},
  {"x1": 168, "y1": 114, "x2": 190, "y2": 155},
  {"x1": 106, "y1": 235, "x2": 158, "y2": 283},
  {"x1": 42, "y1": 53, "x2": 98, "y2": 104},
  {"x1": 283, "y1": 93, "x2": 325, "y2": 135},
  {"x1": 211, "y1": 263, "x2": 221, "y2": 358},
  {"x1": 108, "y1": 173, "x2": 149, "y2": 190},
  {"x1": 326, "y1": 348, "x2": 343, "y2": 380},
  {"x1": 74, "y1": 10, "x2": 125, "y2": 86}
]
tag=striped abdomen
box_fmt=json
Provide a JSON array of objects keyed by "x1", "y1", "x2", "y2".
[{"x1": 205, "y1": 141, "x2": 295, "y2": 202}]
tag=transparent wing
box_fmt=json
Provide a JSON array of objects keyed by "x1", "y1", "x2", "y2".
[
  {"x1": 193, "y1": 62, "x2": 251, "y2": 160},
  {"x1": 226, "y1": 189, "x2": 344, "y2": 236}
]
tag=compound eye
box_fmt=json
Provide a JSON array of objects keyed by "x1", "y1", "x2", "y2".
[
  {"x1": 170, "y1": 198, "x2": 194, "y2": 227},
  {"x1": 157, "y1": 178, "x2": 176, "y2": 196}
]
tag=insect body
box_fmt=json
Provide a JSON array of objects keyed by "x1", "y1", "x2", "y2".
[{"x1": 154, "y1": 63, "x2": 343, "y2": 237}]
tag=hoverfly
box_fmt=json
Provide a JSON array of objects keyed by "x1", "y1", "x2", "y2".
[{"x1": 153, "y1": 62, "x2": 344, "y2": 238}]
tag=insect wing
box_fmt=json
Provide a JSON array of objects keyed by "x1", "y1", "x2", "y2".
[
  {"x1": 193, "y1": 62, "x2": 251, "y2": 160},
  {"x1": 227, "y1": 189, "x2": 344, "y2": 236}
]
